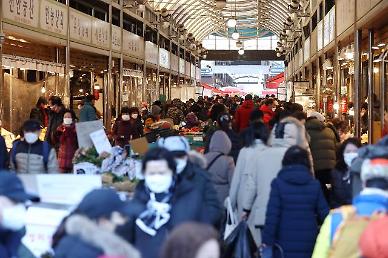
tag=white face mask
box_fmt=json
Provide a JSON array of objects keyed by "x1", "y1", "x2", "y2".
[
  {"x1": 344, "y1": 152, "x2": 358, "y2": 167},
  {"x1": 131, "y1": 114, "x2": 139, "y2": 119},
  {"x1": 272, "y1": 107, "x2": 276, "y2": 112},
  {"x1": 122, "y1": 114, "x2": 130, "y2": 121},
  {"x1": 175, "y1": 158, "x2": 188, "y2": 174},
  {"x1": 145, "y1": 174, "x2": 173, "y2": 193},
  {"x1": 24, "y1": 132, "x2": 39, "y2": 144},
  {"x1": 63, "y1": 118, "x2": 73, "y2": 125},
  {"x1": 1, "y1": 204, "x2": 27, "y2": 231}
]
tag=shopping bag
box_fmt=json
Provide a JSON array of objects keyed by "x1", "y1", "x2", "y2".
[
  {"x1": 224, "y1": 197, "x2": 238, "y2": 240},
  {"x1": 223, "y1": 221, "x2": 257, "y2": 258}
]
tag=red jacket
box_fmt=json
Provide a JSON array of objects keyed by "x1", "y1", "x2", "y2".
[
  {"x1": 260, "y1": 104, "x2": 275, "y2": 126},
  {"x1": 234, "y1": 100, "x2": 255, "y2": 132},
  {"x1": 57, "y1": 124, "x2": 78, "y2": 172}
]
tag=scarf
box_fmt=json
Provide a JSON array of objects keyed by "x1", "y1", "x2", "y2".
[{"x1": 136, "y1": 192, "x2": 172, "y2": 236}]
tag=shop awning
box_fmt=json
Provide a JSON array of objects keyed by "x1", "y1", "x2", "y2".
[
  {"x1": 266, "y1": 72, "x2": 284, "y2": 89},
  {"x1": 202, "y1": 83, "x2": 224, "y2": 94},
  {"x1": 221, "y1": 87, "x2": 247, "y2": 96},
  {"x1": 260, "y1": 89, "x2": 278, "y2": 97}
]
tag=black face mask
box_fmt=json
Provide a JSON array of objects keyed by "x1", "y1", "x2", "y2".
[{"x1": 115, "y1": 220, "x2": 134, "y2": 243}]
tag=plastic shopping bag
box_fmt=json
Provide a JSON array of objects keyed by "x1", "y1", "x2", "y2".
[
  {"x1": 223, "y1": 221, "x2": 257, "y2": 258},
  {"x1": 224, "y1": 197, "x2": 238, "y2": 240}
]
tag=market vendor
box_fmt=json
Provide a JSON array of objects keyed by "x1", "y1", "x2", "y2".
[
  {"x1": 144, "y1": 105, "x2": 162, "y2": 134},
  {"x1": 112, "y1": 107, "x2": 144, "y2": 147}
]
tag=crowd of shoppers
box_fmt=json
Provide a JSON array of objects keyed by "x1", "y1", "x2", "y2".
[{"x1": 0, "y1": 93, "x2": 387, "y2": 258}]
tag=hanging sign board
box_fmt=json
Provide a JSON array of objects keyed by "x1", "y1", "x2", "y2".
[
  {"x1": 329, "y1": 7, "x2": 335, "y2": 43},
  {"x1": 40, "y1": 0, "x2": 67, "y2": 36},
  {"x1": 123, "y1": 30, "x2": 144, "y2": 59},
  {"x1": 145, "y1": 41, "x2": 158, "y2": 64},
  {"x1": 112, "y1": 25, "x2": 122, "y2": 52},
  {"x1": 69, "y1": 9, "x2": 92, "y2": 43},
  {"x1": 317, "y1": 21, "x2": 323, "y2": 51},
  {"x1": 185, "y1": 61, "x2": 191, "y2": 76},
  {"x1": 2, "y1": 0, "x2": 39, "y2": 28},
  {"x1": 159, "y1": 48, "x2": 170, "y2": 69},
  {"x1": 304, "y1": 37, "x2": 310, "y2": 63},
  {"x1": 179, "y1": 58, "x2": 185, "y2": 75},
  {"x1": 324, "y1": 8, "x2": 335, "y2": 47},
  {"x1": 191, "y1": 64, "x2": 196, "y2": 79},
  {"x1": 171, "y1": 54, "x2": 179, "y2": 72},
  {"x1": 196, "y1": 67, "x2": 201, "y2": 81},
  {"x1": 92, "y1": 18, "x2": 110, "y2": 49}
]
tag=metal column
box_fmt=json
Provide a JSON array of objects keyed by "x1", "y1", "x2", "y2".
[
  {"x1": 104, "y1": 3, "x2": 113, "y2": 129},
  {"x1": 156, "y1": 31, "x2": 161, "y2": 100},
  {"x1": 168, "y1": 40, "x2": 172, "y2": 101},
  {"x1": 380, "y1": 51, "x2": 386, "y2": 137},
  {"x1": 367, "y1": 29, "x2": 374, "y2": 143},
  {"x1": 118, "y1": 0, "x2": 124, "y2": 114},
  {"x1": 354, "y1": 29, "x2": 362, "y2": 139},
  {"x1": 143, "y1": 23, "x2": 147, "y2": 103},
  {"x1": 65, "y1": 0, "x2": 71, "y2": 107}
]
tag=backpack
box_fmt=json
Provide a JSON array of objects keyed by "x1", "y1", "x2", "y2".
[
  {"x1": 11, "y1": 140, "x2": 50, "y2": 171},
  {"x1": 329, "y1": 205, "x2": 384, "y2": 258}
]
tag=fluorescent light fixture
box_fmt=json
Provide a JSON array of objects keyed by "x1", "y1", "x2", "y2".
[{"x1": 377, "y1": 43, "x2": 386, "y2": 47}]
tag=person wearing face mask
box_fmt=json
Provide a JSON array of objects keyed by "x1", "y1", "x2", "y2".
[
  {"x1": 312, "y1": 156, "x2": 388, "y2": 258},
  {"x1": 112, "y1": 107, "x2": 144, "y2": 148},
  {"x1": 45, "y1": 96, "x2": 65, "y2": 151},
  {"x1": 10, "y1": 120, "x2": 58, "y2": 174},
  {"x1": 56, "y1": 110, "x2": 78, "y2": 173},
  {"x1": 117, "y1": 148, "x2": 210, "y2": 258},
  {"x1": 157, "y1": 136, "x2": 222, "y2": 227},
  {"x1": 53, "y1": 188, "x2": 140, "y2": 258},
  {"x1": 0, "y1": 172, "x2": 38, "y2": 258},
  {"x1": 330, "y1": 138, "x2": 362, "y2": 209}
]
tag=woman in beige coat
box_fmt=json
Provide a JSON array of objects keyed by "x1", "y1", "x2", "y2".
[
  {"x1": 229, "y1": 122, "x2": 270, "y2": 242},
  {"x1": 230, "y1": 117, "x2": 311, "y2": 246}
]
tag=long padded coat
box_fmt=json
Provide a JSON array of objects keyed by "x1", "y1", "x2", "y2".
[{"x1": 262, "y1": 165, "x2": 329, "y2": 258}]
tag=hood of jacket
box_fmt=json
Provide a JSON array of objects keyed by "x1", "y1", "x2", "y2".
[
  {"x1": 269, "y1": 116, "x2": 308, "y2": 149},
  {"x1": 278, "y1": 165, "x2": 313, "y2": 185},
  {"x1": 209, "y1": 130, "x2": 232, "y2": 155},
  {"x1": 353, "y1": 191, "x2": 388, "y2": 215},
  {"x1": 306, "y1": 117, "x2": 325, "y2": 131},
  {"x1": 187, "y1": 150, "x2": 207, "y2": 169},
  {"x1": 65, "y1": 215, "x2": 141, "y2": 258},
  {"x1": 241, "y1": 100, "x2": 254, "y2": 109}
]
